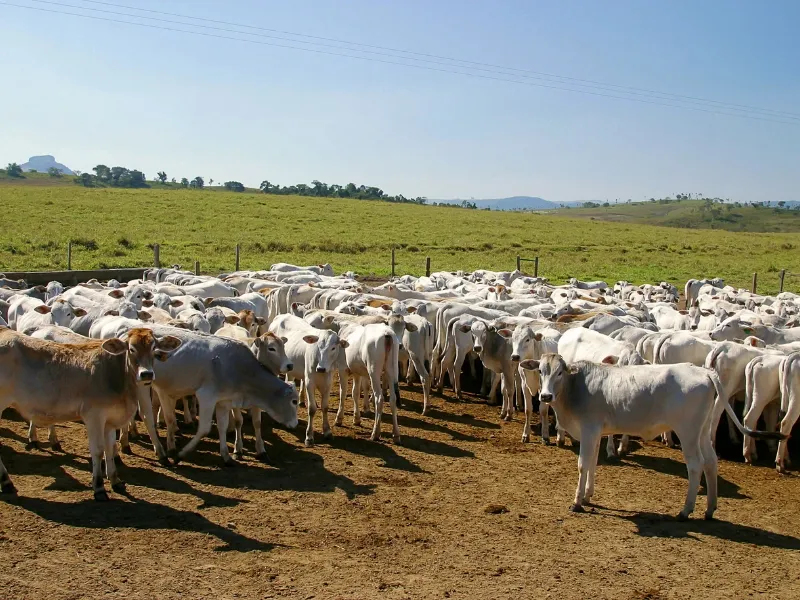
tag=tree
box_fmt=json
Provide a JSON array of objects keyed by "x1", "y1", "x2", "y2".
[
  {"x1": 180, "y1": 177, "x2": 189, "y2": 187},
  {"x1": 47, "y1": 167, "x2": 63, "y2": 178},
  {"x1": 190, "y1": 176, "x2": 204, "y2": 189},
  {"x1": 259, "y1": 180, "x2": 272, "y2": 193},
  {"x1": 224, "y1": 181, "x2": 245, "y2": 192},
  {"x1": 6, "y1": 163, "x2": 23, "y2": 177},
  {"x1": 74, "y1": 172, "x2": 94, "y2": 187},
  {"x1": 209, "y1": 178, "x2": 214, "y2": 186},
  {"x1": 778, "y1": 201, "x2": 786, "y2": 208},
  {"x1": 93, "y1": 164, "x2": 111, "y2": 183},
  {"x1": 170, "y1": 177, "x2": 176, "y2": 183},
  {"x1": 156, "y1": 171, "x2": 167, "y2": 184}
]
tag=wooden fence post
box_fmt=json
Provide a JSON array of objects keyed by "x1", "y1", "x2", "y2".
[
  {"x1": 153, "y1": 244, "x2": 160, "y2": 268},
  {"x1": 780, "y1": 269, "x2": 786, "y2": 293},
  {"x1": 516, "y1": 255, "x2": 521, "y2": 271},
  {"x1": 195, "y1": 260, "x2": 200, "y2": 276},
  {"x1": 235, "y1": 244, "x2": 240, "y2": 271},
  {"x1": 391, "y1": 247, "x2": 396, "y2": 278},
  {"x1": 534, "y1": 256, "x2": 539, "y2": 278},
  {"x1": 752, "y1": 272, "x2": 757, "y2": 294},
  {"x1": 67, "y1": 242, "x2": 72, "y2": 271},
  {"x1": 426, "y1": 257, "x2": 431, "y2": 277}
]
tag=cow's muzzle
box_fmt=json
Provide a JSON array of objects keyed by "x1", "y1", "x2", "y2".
[
  {"x1": 473, "y1": 346, "x2": 482, "y2": 353},
  {"x1": 316, "y1": 366, "x2": 327, "y2": 374},
  {"x1": 511, "y1": 354, "x2": 520, "y2": 362},
  {"x1": 539, "y1": 393, "x2": 553, "y2": 403},
  {"x1": 138, "y1": 370, "x2": 155, "y2": 384}
]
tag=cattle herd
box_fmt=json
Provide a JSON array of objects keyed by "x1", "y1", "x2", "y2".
[{"x1": 0, "y1": 265, "x2": 798, "y2": 520}]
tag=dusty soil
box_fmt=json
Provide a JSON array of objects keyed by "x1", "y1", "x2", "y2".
[{"x1": 1, "y1": 380, "x2": 799, "y2": 600}]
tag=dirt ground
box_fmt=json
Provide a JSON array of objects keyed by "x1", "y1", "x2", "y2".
[{"x1": 1, "y1": 379, "x2": 799, "y2": 600}]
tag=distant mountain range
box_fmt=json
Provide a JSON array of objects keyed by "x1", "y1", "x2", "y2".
[
  {"x1": 433, "y1": 196, "x2": 581, "y2": 211},
  {"x1": 20, "y1": 155, "x2": 74, "y2": 175}
]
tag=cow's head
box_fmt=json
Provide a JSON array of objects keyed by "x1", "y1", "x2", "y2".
[
  {"x1": 302, "y1": 330, "x2": 348, "y2": 374},
  {"x1": 518, "y1": 353, "x2": 573, "y2": 403},
  {"x1": 101, "y1": 327, "x2": 182, "y2": 385},
  {"x1": 35, "y1": 299, "x2": 87, "y2": 326},
  {"x1": 251, "y1": 332, "x2": 292, "y2": 375},
  {"x1": 498, "y1": 326, "x2": 543, "y2": 362}
]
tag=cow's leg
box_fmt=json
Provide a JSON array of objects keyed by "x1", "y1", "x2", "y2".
[
  {"x1": 232, "y1": 408, "x2": 245, "y2": 460},
  {"x1": 742, "y1": 396, "x2": 768, "y2": 464},
  {"x1": 677, "y1": 434, "x2": 703, "y2": 520},
  {"x1": 452, "y1": 347, "x2": 469, "y2": 400},
  {"x1": 360, "y1": 377, "x2": 371, "y2": 415},
  {"x1": 249, "y1": 408, "x2": 269, "y2": 461},
  {"x1": 699, "y1": 429, "x2": 719, "y2": 520},
  {"x1": 298, "y1": 379, "x2": 307, "y2": 408},
  {"x1": 388, "y1": 377, "x2": 401, "y2": 444},
  {"x1": 584, "y1": 436, "x2": 602, "y2": 504},
  {"x1": 369, "y1": 373, "x2": 385, "y2": 442},
  {"x1": 181, "y1": 396, "x2": 195, "y2": 425},
  {"x1": 175, "y1": 395, "x2": 215, "y2": 462},
  {"x1": 605, "y1": 435, "x2": 617, "y2": 459},
  {"x1": 48, "y1": 426, "x2": 62, "y2": 452},
  {"x1": 304, "y1": 380, "x2": 317, "y2": 447},
  {"x1": 351, "y1": 376, "x2": 362, "y2": 426},
  {"x1": 763, "y1": 402, "x2": 779, "y2": 453},
  {"x1": 119, "y1": 423, "x2": 130, "y2": 455},
  {"x1": 399, "y1": 354, "x2": 409, "y2": 383},
  {"x1": 138, "y1": 388, "x2": 169, "y2": 465},
  {"x1": 572, "y1": 429, "x2": 600, "y2": 512},
  {"x1": 104, "y1": 427, "x2": 124, "y2": 493},
  {"x1": 26, "y1": 423, "x2": 41, "y2": 450},
  {"x1": 481, "y1": 368, "x2": 493, "y2": 398},
  {"x1": 410, "y1": 355, "x2": 431, "y2": 415},
  {"x1": 127, "y1": 415, "x2": 140, "y2": 440},
  {"x1": 320, "y1": 380, "x2": 333, "y2": 440},
  {"x1": 521, "y1": 382, "x2": 534, "y2": 443},
  {"x1": 0, "y1": 453, "x2": 14, "y2": 494},
  {"x1": 215, "y1": 404, "x2": 235, "y2": 466},
  {"x1": 617, "y1": 434, "x2": 630, "y2": 456},
  {"x1": 514, "y1": 371, "x2": 523, "y2": 412},
  {"x1": 86, "y1": 418, "x2": 108, "y2": 501},
  {"x1": 335, "y1": 368, "x2": 348, "y2": 426},
  {"x1": 503, "y1": 373, "x2": 514, "y2": 421},
  {"x1": 540, "y1": 400, "x2": 552, "y2": 445},
  {"x1": 725, "y1": 410, "x2": 740, "y2": 444},
  {"x1": 468, "y1": 353, "x2": 478, "y2": 380},
  {"x1": 776, "y1": 396, "x2": 799, "y2": 474}
]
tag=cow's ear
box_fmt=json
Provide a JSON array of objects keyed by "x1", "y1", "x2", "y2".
[
  {"x1": 497, "y1": 328, "x2": 513, "y2": 339},
  {"x1": 323, "y1": 315, "x2": 336, "y2": 326},
  {"x1": 302, "y1": 335, "x2": 319, "y2": 344},
  {"x1": 105, "y1": 310, "x2": 120, "y2": 317},
  {"x1": 280, "y1": 336, "x2": 288, "y2": 343},
  {"x1": 488, "y1": 287, "x2": 496, "y2": 292},
  {"x1": 678, "y1": 310, "x2": 688, "y2": 315},
  {"x1": 338, "y1": 339, "x2": 349, "y2": 348},
  {"x1": 381, "y1": 304, "x2": 392, "y2": 311},
  {"x1": 742, "y1": 327, "x2": 754, "y2": 335},
  {"x1": 405, "y1": 322, "x2": 418, "y2": 332},
  {"x1": 225, "y1": 315, "x2": 240, "y2": 324},
  {"x1": 138, "y1": 311, "x2": 152, "y2": 321},
  {"x1": 601, "y1": 355, "x2": 618, "y2": 365},
  {"x1": 518, "y1": 359, "x2": 539, "y2": 371},
  {"x1": 170, "y1": 299, "x2": 184, "y2": 307},
  {"x1": 534, "y1": 332, "x2": 543, "y2": 341},
  {"x1": 406, "y1": 306, "x2": 417, "y2": 313},
  {"x1": 101, "y1": 338, "x2": 127, "y2": 355},
  {"x1": 701, "y1": 310, "x2": 713, "y2": 317},
  {"x1": 693, "y1": 300, "x2": 700, "y2": 307},
  {"x1": 33, "y1": 305, "x2": 52, "y2": 314},
  {"x1": 155, "y1": 335, "x2": 182, "y2": 353},
  {"x1": 73, "y1": 308, "x2": 87, "y2": 317},
  {"x1": 142, "y1": 300, "x2": 154, "y2": 307},
  {"x1": 458, "y1": 324, "x2": 472, "y2": 333},
  {"x1": 108, "y1": 290, "x2": 124, "y2": 299}
]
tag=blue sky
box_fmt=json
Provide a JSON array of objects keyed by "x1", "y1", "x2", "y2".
[{"x1": 1, "y1": 0, "x2": 798, "y2": 202}]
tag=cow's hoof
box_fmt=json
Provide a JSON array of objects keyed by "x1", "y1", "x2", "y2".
[
  {"x1": 233, "y1": 452, "x2": 243, "y2": 461},
  {"x1": 113, "y1": 454, "x2": 124, "y2": 468},
  {"x1": 111, "y1": 481, "x2": 126, "y2": 493},
  {"x1": 255, "y1": 452, "x2": 272, "y2": 464},
  {"x1": 370, "y1": 435, "x2": 381, "y2": 442},
  {"x1": 221, "y1": 458, "x2": 238, "y2": 468},
  {"x1": 704, "y1": 511, "x2": 716, "y2": 521},
  {"x1": 676, "y1": 512, "x2": 690, "y2": 521},
  {"x1": 322, "y1": 431, "x2": 333, "y2": 440},
  {"x1": 158, "y1": 456, "x2": 171, "y2": 467},
  {"x1": 51, "y1": 443, "x2": 64, "y2": 453},
  {"x1": 521, "y1": 434, "x2": 530, "y2": 443},
  {"x1": 24, "y1": 441, "x2": 41, "y2": 451},
  {"x1": 128, "y1": 431, "x2": 139, "y2": 440},
  {"x1": 569, "y1": 503, "x2": 585, "y2": 513},
  {"x1": 556, "y1": 438, "x2": 565, "y2": 448},
  {"x1": 542, "y1": 437, "x2": 551, "y2": 446},
  {"x1": 1, "y1": 481, "x2": 17, "y2": 495},
  {"x1": 353, "y1": 419, "x2": 362, "y2": 427},
  {"x1": 393, "y1": 436, "x2": 402, "y2": 445},
  {"x1": 304, "y1": 439, "x2": 314, "y2": 448},
  {"x1": 121, "y1": 446, "x2": 134, "y2": 456},
  {"x1": 334, "y1": 418, "x2": 344, "y2": 427},
  {"x1": 776, "y1": 463, "x2": 786, "y2": 475},
  {"x1": 94, "y1": 490, "x2": 110, "y2": 502}
]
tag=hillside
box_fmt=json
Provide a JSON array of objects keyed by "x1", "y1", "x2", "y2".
[
  {"x1": 2, "y1": 184, "x2": 800, "y2": 293},
  {"x1": 434, "y1": 196, "x2": 559, "y2": 210},
  {"x1": 553, "y1": 199, "x2": 800, "y2": 233},
  {"x1": 20, "y1": 155, "x2": 74, "y2": 175}
]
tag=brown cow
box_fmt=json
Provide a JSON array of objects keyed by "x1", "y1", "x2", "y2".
[{"x1": 0, "y1": 327, "x2": 181, "y2": 500}]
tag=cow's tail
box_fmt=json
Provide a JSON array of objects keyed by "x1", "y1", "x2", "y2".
[
  {"x1": 743, "y1": 355, "x2": 762, "y2": 416},
  {"x1": 779, "y1": 352, "x2": 800, "y2": 422},
  {"x1": 709, "y1": 370, "x2": 786, "y2": 441},
  {"x1": 651, "y1": 333, "x2": 670, "y2": 365},
  {"x1": 704, "y1": 343, "x2": 726, "y2": 370},
  {"x1": 684, "y1": 279, "x2": 694, "y2": 308}
]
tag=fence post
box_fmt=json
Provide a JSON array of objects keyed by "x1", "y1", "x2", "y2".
[
  {"x1": 780, "y1": 269, "x2": 786, "y2": 293},
  {"x1": 752, "y1": 272, "x2": 757, "y2": 294},
  {"x1": 426, "y1": 256, "x2": 431, "y2": 277},
  {"x1": 516, "y1": 255, "x2": 521, "y2": 271},
  {"x1": 534, "y1": 256, "x2": 539, "y2": 278},
  {"x1": 153, "y1": 244, "x2": 160, "y2": 268},
  {"x1": 195, "y1": 260, "x2": 200, "y2": 276},
  {"x1": 391, "y1": 247, "x2": 396, "y2": 278},
  {"x1": 235, "y1": 244, "x2": 240, "y2": 271},
  {"x1": 67, "y1": 242, "x2": 72, "y2": 271}
]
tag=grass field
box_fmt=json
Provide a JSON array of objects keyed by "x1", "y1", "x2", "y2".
[
  {"x1": 553, "y1": 199, "x2": 800, "y2": 233},
  {"x1": 2, "y1": 185, "x2": 800, "y2": 294}
]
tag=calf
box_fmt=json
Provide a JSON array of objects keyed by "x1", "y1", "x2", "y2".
[
  {"x1": 0, "y1": 327, "x2": 181, "y2": 500},
  {"x1": 519, "y1": 354, "x2": 781, "y2": 518}
]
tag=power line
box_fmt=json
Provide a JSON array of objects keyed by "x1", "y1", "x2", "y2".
[
  {"x1": 3, "y1": 1, "x2": 799, "y2": 126},
  {"x1": 67, "y1": 0, "x2": 800, "y2": 121}
]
